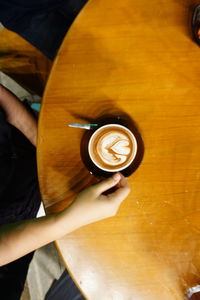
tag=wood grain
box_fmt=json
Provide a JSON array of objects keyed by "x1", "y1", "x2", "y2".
[
  {"x1": 0, "y1": 28, "x2": 52, "y2": 95},
  {"x1": 38, "y1": 0, "x2": 200, "y2": 299}
]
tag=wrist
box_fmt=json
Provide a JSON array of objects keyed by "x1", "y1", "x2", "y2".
[
  {"x1": 15, "y1": 112, "x2": 38, "y2": 146},
  {"x1": 54, "y1": 207, "x2": 79, "y2": 238},
  {"x1": 28, "y1": 119, "x2": 37, "y2": 146}
]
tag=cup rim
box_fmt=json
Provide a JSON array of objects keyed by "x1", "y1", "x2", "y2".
[{"x1": 88, "y1": 124, "x2": 137, "y2": 172}]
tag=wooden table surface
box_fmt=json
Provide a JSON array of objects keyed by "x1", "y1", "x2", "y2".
[
  {"x1": 37, "y1": 0, "x2": 200, "y2": 299},
  {"x1": 0, "y1": 28, "x2": 52, "y2": 95}
]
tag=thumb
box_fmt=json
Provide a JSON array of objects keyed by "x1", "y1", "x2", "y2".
[{"x1": 93, "y1": 173, "x2": 121, "y2": 195}]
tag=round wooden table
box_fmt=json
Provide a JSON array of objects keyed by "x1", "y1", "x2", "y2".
[{"x1": 38, "y1": 0, "x2": 200, "y2": 299}]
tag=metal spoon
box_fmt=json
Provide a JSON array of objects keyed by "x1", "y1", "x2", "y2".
[{"x1": 68, "y1": 123, "x2": 99, "y2": 130}]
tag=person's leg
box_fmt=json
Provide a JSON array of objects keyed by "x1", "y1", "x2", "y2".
[
  {"x1": 0, "y1": 252, "x2": 34, "y2": 300},
  {"x1": 57, "y1": 0, "x2": 88, "y2": 20},
  {"x1": 0, "y1": 189, "x2": 40, "y2": 300},
  {"x1": 5, "y1": 0, "x2": 88, "y2": 60},
  {"x1": 45, "y1": 270, "x2": 85, "y2": 300},
  {"x1": 0, "y1": 104, "x2": 41, "y2": 299},
  {"x1": 0, "y1": 192, "x2": 41, "y2": 300}
]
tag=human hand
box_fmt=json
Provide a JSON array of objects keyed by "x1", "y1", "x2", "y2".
[{"x1": 63, "y1": 173, "x2": 130, "y2": 231}]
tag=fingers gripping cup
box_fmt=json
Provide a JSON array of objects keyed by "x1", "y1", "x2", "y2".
[{"x1": 88, "y1": 124, "x2": 137, "y2": 172}]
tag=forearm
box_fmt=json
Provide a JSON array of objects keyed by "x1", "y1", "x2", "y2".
[
  {"x1": 0, "y1": 210, "x2": 75, "y2": 266},
  {"x1": 0, "y1": 173, "x2": 129, "y2": 266},
  {"x1": 0, "y1": 84, "x2": 37, "y2": 146}
]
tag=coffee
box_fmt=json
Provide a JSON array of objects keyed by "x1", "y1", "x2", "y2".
[{"x1": 88, "y1": 124, "x2": 137, "y2": 172}]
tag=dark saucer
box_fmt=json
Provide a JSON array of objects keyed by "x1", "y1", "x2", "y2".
[{"x1": 80, "y1": 115, "x2": 144, "y2": 178}]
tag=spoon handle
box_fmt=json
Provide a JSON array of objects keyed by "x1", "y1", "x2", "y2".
[{"x1": 68, "y1": 123, "x2": 99, "y2": 130}]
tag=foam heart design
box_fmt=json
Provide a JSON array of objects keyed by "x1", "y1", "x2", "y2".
[{"x1": 110, "y1": 140, "x2": 130, "y2": 155}]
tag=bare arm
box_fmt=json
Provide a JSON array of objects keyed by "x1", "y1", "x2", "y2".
[
  {"x1": 0, "y1": 84, "x2": 37, "y2": 146},
  {"x1": 0, "y1": 173, "x2": 130, "y2": 266}
]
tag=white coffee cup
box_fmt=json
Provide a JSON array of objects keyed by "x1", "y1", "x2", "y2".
[{"x1": 88, "y1": 124, "x2": 137, "y2": 172}]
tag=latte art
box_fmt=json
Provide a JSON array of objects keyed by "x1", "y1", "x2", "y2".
[
  {"x1": 97, "y1": 131, "x2": 131, "y2": 166},
  {"x1": 88, "y1": 125, "x2": 137, "y2": 172}
]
